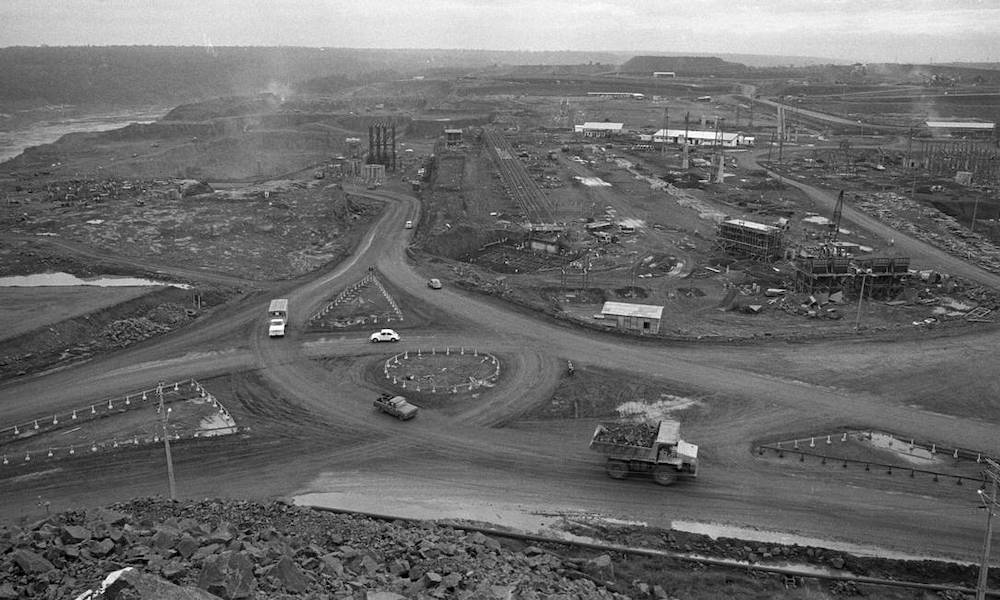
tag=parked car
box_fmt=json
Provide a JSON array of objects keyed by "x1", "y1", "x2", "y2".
[
  {"x1": 370, "y1": 329, "x2": 401, "y2": 343},
  {"x1": 427, "y1": 278, "x2": 442, "y2": 289}
]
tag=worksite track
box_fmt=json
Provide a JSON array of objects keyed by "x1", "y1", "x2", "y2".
[{"x1": 483, "y1": 128, "x2": 556, "y2": 223}]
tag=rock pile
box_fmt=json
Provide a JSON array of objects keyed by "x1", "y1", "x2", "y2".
[
  {"x1": 0, "y1": 498, "x2": 632, "y2": 600},
  {"x1": 592, "y1": 422, "x2": 658, "y2": 447}
]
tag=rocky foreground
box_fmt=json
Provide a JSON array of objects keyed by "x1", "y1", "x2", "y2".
[
  {"x1": 1, "y1": 497, "x2": 995, "y2": 599},
  {"x1": 0, "y1": 498, "x2": 636, "y2": 600}
]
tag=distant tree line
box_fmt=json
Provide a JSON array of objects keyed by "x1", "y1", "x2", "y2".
[{"x1": 0, "y1": 46, "x2": 630, "y2": 109}]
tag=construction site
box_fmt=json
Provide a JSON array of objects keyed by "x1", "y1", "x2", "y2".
[{"x1": 5, "y1": 48, "x2": 1000, "y2": 598}]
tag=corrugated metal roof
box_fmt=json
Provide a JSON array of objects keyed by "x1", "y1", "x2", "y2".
[
  {"x1": 578, "y1": 122, "x2": 624, "y2": 130},
  {"x1": 926, "y1": 121, "x2": 995, "y2": 129},
  {"x1": 601, "y1": 301, "x2": 664, "y2": 319},
  {"x1": 653, "y1": 128, "x2": 740, "y2": 141}
]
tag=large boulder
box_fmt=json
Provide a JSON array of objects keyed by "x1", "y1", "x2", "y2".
[
  {"x1": 197, "y1": 551, "x2": 256, "y2": 599},
  {"x1": 75, "y1": 567, "x2": 219, "y2": 600},
  {"x1": 11, "y1": 549, "x2": 55, "y2": 574},
  {"x1": 265, "y1": 556, "x2": 308, "y2": 593}
]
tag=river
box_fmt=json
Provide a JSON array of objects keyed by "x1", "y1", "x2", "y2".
[{"x1": 0, "y1": 106, "x2": 167, "y2": 164}]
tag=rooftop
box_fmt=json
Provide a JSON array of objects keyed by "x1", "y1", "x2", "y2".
[
  {"x1": 653, "y1": 128, "x2": 742, "y2": 141},
  {"x1": 577, "y1": 122, "x2": 624, "y2": 131},
  {"x1": 723, "y1": 219, "x2": 778, "y2": 233},
  {"x1": 926, "y1": 121, "x2": 995, "y2": 130},
  {"x1": 601, "y1": 301, "x2": 664, "y2": 320}
]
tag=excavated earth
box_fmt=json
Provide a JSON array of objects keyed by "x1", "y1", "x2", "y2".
[{"x1": 0, "y1": 498, "x2": 992, "y2": 600}]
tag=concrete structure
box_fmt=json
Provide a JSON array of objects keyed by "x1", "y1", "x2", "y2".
[
  {"x1": 362, "y1": 163, "x2": 385, "y2": 184},
  {"x1": 575, "y1": 122, "x2": 625, "y2": 138},
  {"x1": 445, "y1": 128, "x2": 463, "y2": 147},
  {"x1": 528, "y1": 234, "x2": 560, "y2": 255},
  {"x1": 600, "y1": 301, "x2": 663, "y2": 334},
  {"x1": 717, "y1": 219, "x2": 783, "y2": 261},
  {"x1": 368, "y1": 120, "x2": 396, "y2": 171},
  {"x1": 645, "y1": 128, "x2": 754, "y2": 148},
  {"x1": 652, "y1": 71, "x2": 676, "y2": 78}
]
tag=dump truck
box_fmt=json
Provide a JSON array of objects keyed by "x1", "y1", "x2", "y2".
[
  {"x1": 589, "y1": 419, "x2": 698, "y2": 486},
  {"x1": 268, "y1": 298, "x2": 288, "y2": 337},
  {"x1": 373, "y1": 393, "x2": 419, "y2": 421}
]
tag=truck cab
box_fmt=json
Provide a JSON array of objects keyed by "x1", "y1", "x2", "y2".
[{"x1": 268, "y1": 318, "x2": 286, "y2": 337}]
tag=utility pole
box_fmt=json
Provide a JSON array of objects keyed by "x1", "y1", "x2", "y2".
[
  {"x1": 662, "y1": 106, "x2": 669, "y2": 156},
  {"x1": 157, "y1": 381, "x2": 177, "y2": 500},
  {"x1": 978, "y1": 458, "x2": 1000, "y2": 600},
  {"x1": 854, "y1": 273, "x2": 867, "y2": 330}
]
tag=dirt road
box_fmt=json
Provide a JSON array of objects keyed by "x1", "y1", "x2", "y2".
[{"x1": 2, "y1": 179, "x2": 1000, "y2": 563}]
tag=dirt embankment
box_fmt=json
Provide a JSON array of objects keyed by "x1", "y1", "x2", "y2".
[{"x1": 0, "y1": 285, "x2": 233, "y2": 381}]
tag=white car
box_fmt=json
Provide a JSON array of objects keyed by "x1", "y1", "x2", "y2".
[
  {"x1": 404, "y1": 220, "x2": 413, "y2": 229},
  {"x1": 370, "y1": 329, "x2": 401, "y2": 343}
]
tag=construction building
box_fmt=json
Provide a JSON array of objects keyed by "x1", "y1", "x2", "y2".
[
  {"x1": 362, "y1": 163, "x2": 385, "y2": 184},
  {"x1": 646, "y1": 128, "x2": 755, "y2": 148},
  {"x1": 792, "y1": 256, "x2": 910, "y2": 299},
  {"x1": 367, "y1": 120, "x2": 397, "y2": 172},
  {"x1": 925, "y1": 121, "x2": 996, "y2": 139},
  {"x1": 853, "y1": 256, "x2": 911, "y2": 299},
  {"x1": 600, "y1": 301, "x2": 664, "y2": 334},
  {"x1": 445, "y1": 128, "x2": 463, "y2": 147},
  {"x1": 717, "y1": 219, "x2": 783, "y2": 261},
  {"x1": 574, "y1": 122, "x2": 625, "y2": 138}
]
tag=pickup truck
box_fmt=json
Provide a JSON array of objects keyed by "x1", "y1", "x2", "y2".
[
  {"x1": 373, "y1": 393, "x2": 419, "y2": 421},
  {"x1": 589, "y1": 419, "x2": 698, "y2": 485}
]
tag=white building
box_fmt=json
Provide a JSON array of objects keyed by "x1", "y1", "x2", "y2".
[
  {"x1": 643, "y1": 128, "x2": 755, "y2": 148},
  {"x1": 925, "y1": 121, "x2": 995, "y2": 137},
  {"x1": 574, "y1": 122, "x2": 625, "y2": 138}
]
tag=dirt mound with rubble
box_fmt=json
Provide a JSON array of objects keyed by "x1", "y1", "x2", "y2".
[
  {"x1": 0, "y1": 286, "x2": 232, "y2": 380},
  {"x1": 1, "y1": 498, "x2": 992, "y2": 600},
  {"x1": 0, "y1": 498, "x2": 631, "y2": 600}
]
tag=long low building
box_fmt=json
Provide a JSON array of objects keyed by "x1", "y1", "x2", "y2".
[
  {"x1": 925, "y1": 121, "x2": 995, "y2": 137},
  {"x1": 642, "y1": 128, "x2": 755, "y2": 148},
  {"x1": 600, "y1": 301, "x2": 664, "y2": 334},
  {"x1": 575, "y1": 122, "x2": 625, "y2": 137}
]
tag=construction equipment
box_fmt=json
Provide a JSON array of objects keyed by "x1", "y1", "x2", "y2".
[
  {"x1": 589, "y1": 419, "x2": 698, "y2": 486},
  {"x1": 829, "y1": 190, "x2": 845, "y2": 243}
]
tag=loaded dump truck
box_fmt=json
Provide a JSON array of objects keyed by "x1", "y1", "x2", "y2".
[
  {"x1": 268, "y1": 298, "x2": 288, "y2": 338},
  {"x1": 589, "y1": 419, "x2": 698, "y2": 486}
]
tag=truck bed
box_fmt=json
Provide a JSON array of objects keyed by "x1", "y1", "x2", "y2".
[{"x1": 589, "y1": 420, "x2": 680, "y2": 460}]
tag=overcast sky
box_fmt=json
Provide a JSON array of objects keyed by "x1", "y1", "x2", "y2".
[{"x1": 2, "y1": 0, "x2": 998, "y2": 63}]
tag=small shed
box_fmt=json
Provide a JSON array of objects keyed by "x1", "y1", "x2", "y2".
[{"x1": 600, "y1": 301, "x2": 664, "y2": 334}]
